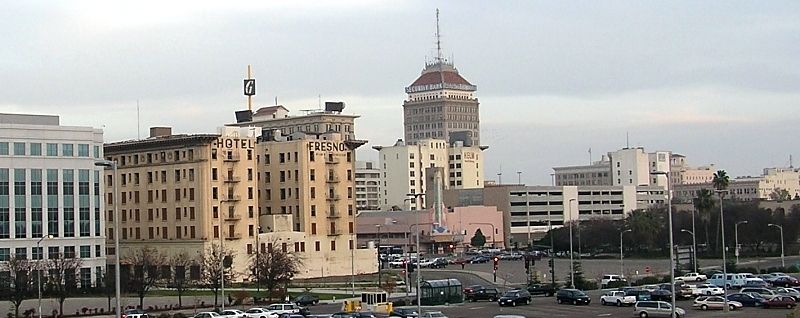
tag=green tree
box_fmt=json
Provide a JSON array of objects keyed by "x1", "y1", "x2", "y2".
[
  {"x1": 470, "y1": 229, "x2": 486, "y2": 248},
  {"x1": 713, "y1": 170, "x2": 730, "y2": 253},
  {"x1": 693, "y1": 189, "x2": 715, "y2": 250},
  {"x1": 564, "y1": 261, "x2": 596, "y2": 290}
]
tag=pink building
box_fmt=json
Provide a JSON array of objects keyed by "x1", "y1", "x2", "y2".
[{"x1": 356, "y1": 205, "x2": 504, "y2": 254}]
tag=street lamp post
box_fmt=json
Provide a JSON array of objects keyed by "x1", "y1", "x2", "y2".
[
  {"x1": 376, "y1": 224, "x2": 382, "y2": 288},
  {"x1": 681, "y1": 229, "x2": 697, "y2": 273},
  {"x1": 768, "y1": 223, "x2": 785, "y2": 268},
  {"x1": 407, "y1": 193, "x2": 426, "y2": 317},
  {"x1": 619, "y1": 229, "x2": 631, "y2": 278},
  {"x1": 37, "y1": 234, "x2": 53, "y2": 318},
  {"x1": 256, "y1": 226, "x2": 261, "y2": 295},
  {"x1": 567, "y1": 198, "x2": 576, "y2": 288},
  {"x1": 714, "y1": 189, "x2": 730, "y2": 312},
  {"x1": 95, "y1": 160, "x2": 121, "y2": 318},
  {"x1": 651, "y1": 171, "x2": 675, "y2": 318},
  {"x1": 735, "y1": 221, "x2": 748, "y2": 265}
]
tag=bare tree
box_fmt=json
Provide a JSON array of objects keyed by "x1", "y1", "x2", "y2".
[
  {"x1": 125, "y1": 246, "x2": 165, "y2": 309},
  {"x1": 199, "y1": 244, "x2": 236, "y2": 309},
  {"x1": 248, "y1": 240, "x2": 301, "y2": 301},
  {"x1": 100, "y1": 267, "x2": 115, "y2": 313},
  {"x1": 0, "y1": 255, "x2": 35, "y2": 318},
  {"x1": 44, "y1": 253, "x2": 83, "y2": 316},
  {"x1": 168, "y1": 252, "x2": 196, "y2": 308}
]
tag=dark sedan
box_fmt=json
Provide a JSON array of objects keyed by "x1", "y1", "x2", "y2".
[
  {"x1": 763, "y1": 296, "x2": 797, "y2": 309},
  {"x1": 771, "y1": 276, "x2": 800, "y2": 287},
  {"x1": 727, "y1": 293, "x2": 764, "y2": 307},
  {"x1": 389, "y1": 308, "x2": 418, "y2": 318},
  {"x1": 650, "y1": 289, "x2": 672, "y2": 301},
  {"x1": 293, "y1": 293, "x2": 320, "y2": 306}
]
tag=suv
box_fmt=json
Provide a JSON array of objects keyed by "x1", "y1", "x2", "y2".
[
  {"x1": 527, "y1": 283, "x2": 556, "y2": 297},
  {"x1": 264, "y1": 304, "x2": 301, "y2": 315},
  {"x1": 497, "y1": 289, "x2": 532, "y2": 307},
  {"x1": 634, "y1": 301, "x2": 685, "y2": 318},
  {"x1": 601, "y1": 274, "x2": 624, "y2": 288},
  {"x1": 123, "y1": 310, "x2": 150, "y2": 318},
  {"x1": 556, "y1": 289, "x2": 591, "y2": 305},
  {"x1": 467, "y1": 287, "x2": 500, "y2": 302}
]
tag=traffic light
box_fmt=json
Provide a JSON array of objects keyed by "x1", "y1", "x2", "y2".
[
  {"x1": 493, "y1": 257, "x2": 499, "y2": 271},
  {"x1": 548, "y1": 258, "x2": 554, "y2": 267},
  {"x1": 448, "y1": 244, "x2": 454, "y2": 250}
]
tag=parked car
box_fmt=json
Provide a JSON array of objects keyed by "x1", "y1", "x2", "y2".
[
  {"x1": 463, "y1": 285, "x2": 486, "y2": 298},
  {"x1": 244, "y1": 308, "x2": 278, "y2": 318},
  {"x1": 419, "y1": 312, "x2": 447, "y2": 318},
  {"x1": 650, "y1": 289, "x2": 672, "y2": 302},
  {"x1": 263, "y1": 304, "x2": 301, "y2": 315},
  {"x1": 625, "y1": 289, "x2": 652, "y2": 302},
  {"x1": 123, "y1": 309, "x2": 149, "y2": 318},
  {"x1": 497, "y1": 289, "x2": 531, "y2": 307},
  {"x1": 708, "y1": 273, "x2": 746, "y2": 289},
  {"x1": 776, "y1": 287, "x2": 800, "y2": 300},
  {"x1": 692, "y1": 284, "x2": 725, "y2": 296},
  {"x1": 677, "y1": 272, "x2": 707, "y2": 282},
  {"x1": 740, "y1": 287, "x2": 777, "y2": 298},
  {"x1": 293, "y1": 293, "x2": 320, "y2": 306},
  {"x1": 466, "y1": 287, "x2": 500, "y2": 302},
  {"x1": 633, "y1": 301, "x2": 686, "y2": 318},
  {"x1": 762, "y1": 295, "x2": 797, "y2": 309},
  {"x1": 429, "y1": 258, "x2": 449, "y2": 269},
  {"x1": 727, "y1": 293, "x2": 765, "y2": 307},
  {"x1": 600, "y1": 290, "x2": 637, "y2": 306},
  {"x1": 693, "y1": 296, "x2": 743, "y2": 311},
  {"x1": 220, "y1": 310, "x2": 247, "y2": 318},
  {"x1": 556, "y1": 289, "x2": 591, "y2": 305},
  {"x1": 527, "y1": 283, "x2": 556, "y2": 297},
  {"x1": 388, "y1": 307, "x2": 418, "y2": 318},
  {"x1": 348, "y1": 312, "x2": 378, "y2": 318},
  {"x1": 657, "y1": 282, "x2": 692, "y2": 300},
  {"x1": 743, "y1": 277, "x2": 769, "y2": 288},
  {"x1": 600, "y1": 274, "x2": 625, "y2": 288},
  {"x1": 469, "y1": 256, "x2": 490, "y2": 264},
  {"x1": 771, "y1": 276, "x2": 800, "y2": 287},
  {"x1": 193, "y1": 313, "x2": 221, "y2": 318}
]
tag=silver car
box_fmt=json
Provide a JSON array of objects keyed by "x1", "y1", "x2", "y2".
[{"x1": 633, "y1": 301, "x2": 686, "y2": 318}]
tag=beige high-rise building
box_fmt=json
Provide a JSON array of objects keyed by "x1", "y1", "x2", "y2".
[
  {"x1": 102, "y1": 127, "x2": 259, "y2": 279},
  {"x1": 256, "y1": 131, "x2": 376, "y2": 278}
]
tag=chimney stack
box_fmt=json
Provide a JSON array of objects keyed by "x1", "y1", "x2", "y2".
[{"x1": 149, "y1": 127, "x2": 172, "y2": 138}]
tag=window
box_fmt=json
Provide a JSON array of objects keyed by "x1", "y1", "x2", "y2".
[
  {"x1": 46, "y1": 143, "x2": 58, "y2": 156},
  {"x1": 78, "y1": 144, "x2": 89, "y2": 157},
  {"x1": 0, "y1": 248, "x2": 9, "y2": 261},
  {"x1": 64, "y1": 246, "x2": 76, "y2": 258},
  {"x1": 80, "y1": 245, "x2": 91, "y2": 258},
  {"x1": 13, "y1": 142, "x2": 25, "y2": 156},
  {"x1": 30, "y1": 143, "x2": 41, "y2": 156},
  {"x1": 315, "y1": 241, "x2": 320, "y2": 251},
  {"x1": 62, "y1": 144, "x2": 74, "y2": 156},
  {"x1": 0, "y1": 142, "x2": 7, "y2": 155}
]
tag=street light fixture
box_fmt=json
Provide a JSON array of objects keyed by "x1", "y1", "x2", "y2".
[
  {"x1": 619, "y1": 229, "x2": 632, "y2": 278},
  {"x1": 768, "y1": 223, "x2": 785, "y2": 268},
  {"x1": 651, "y1": 170, "x2": 675, "y2": 318},
  {"x1": 37, "y1": 234, "x2": 53, "y2": 318},
  {"x1": 735, "y1": 221, "x2": 748, "y2": 265},
  {"x1": 680, "y1": 229, "x2": 697, "y2": 273},
  {"x1": 94, "y1": 160, "x2": 121, "y2": 318}
]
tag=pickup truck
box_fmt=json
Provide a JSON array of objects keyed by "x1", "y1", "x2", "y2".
[
  {"x1": 677, "y1": 272, "x2": 708, "y2": 282},
  {"x1": 693, "y1": 284, "x2": 725, "y2": 296},
  {"x1": 600, "y1": 291, "x2": 637, "y2": 306},
  {"x1": 526, "y1": 283, "x2": 556, "y2": 297}
]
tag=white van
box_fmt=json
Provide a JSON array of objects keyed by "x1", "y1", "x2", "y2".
[{"x1": 708, "y1": 273, "x2": 746, "y2": 289}]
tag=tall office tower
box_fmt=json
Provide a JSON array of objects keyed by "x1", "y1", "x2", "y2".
[
  {"x1": 0, "y1": 113, "x2": 106, "y2": 288},
  {"x1": 403, "y1": 10, "x2": 480, "y2": 146}
]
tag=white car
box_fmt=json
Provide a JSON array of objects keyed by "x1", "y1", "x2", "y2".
[
  {"x1": 678, "y1": 272, "x2": 708, "y2": 282},
  {"x1": 264, "y1": 303, "x2": 301, "y2": 315},
  {"x1": 389, "y1": 258, "x2": 408, "y2": 268},
  {"x1": 599, "y1": 290, "x2": 637, "y2": 306},
  {"x1": 420, "y1": 311, "x2": 447, "y2": 318},
  {"x1": 244, "y1": 308, "x2": 278, "y2": 318},
  {"x1": 220, "y1": 310, "x2": 247, "y2": 318},
  {"x1": 193, "y1": 313, "x2": 221, "y2": 318},
  {"x1": 693, "y1": 296, "x2": 743, "y2": 311},
  {"x1": 600, "y1": 274, "x2": 625, "y2": 288},
  {"x1": 418, "y1": 259, "x2": 435, "y2": 267},
  {"x1": 693, "y1": 284, "x2": 725, "y2": 296}
]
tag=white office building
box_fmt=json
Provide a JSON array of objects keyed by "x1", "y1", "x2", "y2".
[
  {"x1": 355, "y1": 161, "x2": 382, "y2": 211},
  {"x1": 373, "y1": 138, "x2": 485, "y2": 210},
  {"x1": 0, "y1": 113, "x2": 106, "y2": 288}
]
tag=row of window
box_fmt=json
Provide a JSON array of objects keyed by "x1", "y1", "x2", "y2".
[
  {"x1": 115, "y1": 148, "x2": 196, "y2": 166},
  {"x1": 0, "y1": 244, "x2": 102, "y2": 261},
  {"x1": 108, "y1": 206, "x2": 205, "y2": 223},
  {"x1": 113, "y1": 225, "x2": 198, "y2": 241},
  {"x1": 245, "y1": 239, "x2": 354, "y2": 255},
  {"x1": 113, "y1": 168, "x2": 197, "y2": 186},
  {"x1": 0, "y1": 142, "x2": 98, "y2": 158},
  {"x1": 109, "y1": 188, "x2": 197, "y2": 205}
]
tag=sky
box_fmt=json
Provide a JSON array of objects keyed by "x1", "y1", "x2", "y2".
[{"x1": 2, "y1": 0, "x2": 799, "y2": 184}]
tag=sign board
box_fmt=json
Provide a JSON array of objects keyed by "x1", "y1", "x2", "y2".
[{"x1": 244, "y1": 79, "x2": 256, "y2": 96}]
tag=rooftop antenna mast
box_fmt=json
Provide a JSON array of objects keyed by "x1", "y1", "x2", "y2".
[{"x1": 435, "y1": 8, "x2": 443, "y2": 64}]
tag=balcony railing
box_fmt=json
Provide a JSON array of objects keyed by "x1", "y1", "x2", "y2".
[
  {"x1": 223, "y1": 176, "x2": 241, "y2": 183},
  {"x1": 223, "y1": 154, "x2": 240, "y2": 162},
  {"x1": 326, "y1": 175, "x2": 340, "y2": 183},
  {"x1": 325, "y1": 157, "x2": 339, "y2": 164},
  {"x1": 221, "y1": 195, "x2": 241, "y2": 202},
  {"x1": 225, "y1": 233, "x2": 242, "y2": 240},
  {"x1": 327, "y1": 230, "x2": 342, "y2": 236},
  {"x1": 327, "y1": 212, "x2": 340, "y2": 219},
  {"x1": 224, "y1": 213, "x2": 241, "y2": 221},
  {"x1": 326, "y1": 194, "x2": 341, "y2": 201}
]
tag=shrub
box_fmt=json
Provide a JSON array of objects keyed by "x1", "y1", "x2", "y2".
[
  {"x1": 787, "y1": 265, "x2": 800, "y2": 273},
  {"x1": 633, "y1": 276, "x2": 662, "y2": 286},
  {"x1": 737, "y1": 267, "x2": 759, "y2": 274},
  {"x1": 173, "y1": 313, "x2": 187, "y2": 318},
  {"x1": 606, "y1": 280, "x2": 629, "y2": 289}
]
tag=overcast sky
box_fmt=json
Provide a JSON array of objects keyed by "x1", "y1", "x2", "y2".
[{"x1": 2, "y1": 1, "x2": 799, "y2": 184}]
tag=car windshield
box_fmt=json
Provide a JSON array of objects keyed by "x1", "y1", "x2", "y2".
[
  {"x1": 573, "y1": 290, "x2": 587, "y2": 296},
  {"x1": 503, "y1": 291, "x2": 518, "y2": 297},
  {"x1": 428, "y1": 313, "x2": 445, "y2": 318}
]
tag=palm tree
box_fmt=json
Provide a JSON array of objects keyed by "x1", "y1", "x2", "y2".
[
  {"x1": 693, "y1": 189, "x2": 715, "y2": 250},
  {"x1": 712, "y1": 170, "x2": 730, "y2": 253}
]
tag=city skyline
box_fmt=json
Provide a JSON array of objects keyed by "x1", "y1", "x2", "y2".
[{"x1": 2, "y1": 1, "x2": 799, "y2": 184}]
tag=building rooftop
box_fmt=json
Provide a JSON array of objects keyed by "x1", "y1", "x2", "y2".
[{"x1": 406, "y1": 62, "x2": 476, "y2": 93}]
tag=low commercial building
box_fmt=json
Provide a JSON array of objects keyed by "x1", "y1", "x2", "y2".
[
  {"x1": 673, "y1": 167, "x2": 800, "y2": 202},
  {"x1": 444, "y1": 184, "x2": 667, "y2": 247},
  {"x1": 0, "y1": 113, "x2": 106, "y2": 287},
  {"x1": 356, "y1": 205, "x2": 504, "y2": 254}
]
